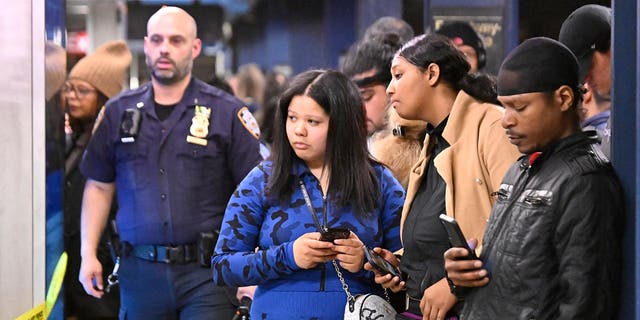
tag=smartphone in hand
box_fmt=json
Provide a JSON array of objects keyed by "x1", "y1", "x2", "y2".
[
  {"x1": 438, "y1": 214, "x2": 478, "y2": 259},
  {"x1": 319, "y1": 227, "x2": 350, "y2": 243},
  {"x1": 363, "y1": 246, "x2": 403, "y2": 280}
]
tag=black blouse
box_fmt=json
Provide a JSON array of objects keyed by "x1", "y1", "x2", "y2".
[{"x1": 400, "y1": 117, "x2": 450, "y2": 301}]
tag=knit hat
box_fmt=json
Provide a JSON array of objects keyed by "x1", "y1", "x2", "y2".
[
  {"x1": 436, "y1": 21, "x2": 486, "y2": 69},
  {"x1": 45, "y1": 41, "x2": 66, "y2": 101},
  {"x1": 497, "y1": 37, "x2": 579, "y2": 96},
  {"x1": 69, "y1": 40, "x2": 132, "y2": 98}
]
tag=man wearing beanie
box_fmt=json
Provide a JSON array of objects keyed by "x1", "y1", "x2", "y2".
[
  {"x1": 63, "y1": 40, "x2": 131, "y2": 320},
  {"x1": 436, "y1": 21, "x2": 486, "y2": 73},
  {"x1": 559, "y1": 4, "x2": 613, "y2": 158},
  {"x1": 78, "y1": 6, "x2": 262, "y2": 318},
  {"x1": 443, "y1": 37, "x2": 623, "y2": 319}
]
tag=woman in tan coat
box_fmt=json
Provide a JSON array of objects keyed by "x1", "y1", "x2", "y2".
[{"x1": 365, "y1": 34, "x2": 520, "y2": 319}]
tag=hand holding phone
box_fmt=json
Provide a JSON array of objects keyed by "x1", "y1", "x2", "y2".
[
  {"x1": 438, "y1": 214, "x2": 478, "y2": 259},
  {"x1": 319, "y1": 227, "x2": 350, "y2": 243},
  {"x1": 363, "y1": 246, "x2": 403, "y2": 280}
]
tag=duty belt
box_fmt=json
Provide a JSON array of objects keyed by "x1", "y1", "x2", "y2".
[{"x1": 126, "y1": 243, "x2": 197, "y2": 264}]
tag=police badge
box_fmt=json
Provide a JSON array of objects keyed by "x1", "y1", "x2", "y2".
[{"x1": 187, "y1": 105, "x2": 211, "y2": 146}]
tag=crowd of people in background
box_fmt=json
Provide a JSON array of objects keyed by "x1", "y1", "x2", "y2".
[{"x1": 43, "y1": 3, "x2": 623, "y2": 319}]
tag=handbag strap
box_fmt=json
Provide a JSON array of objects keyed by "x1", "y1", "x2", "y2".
[
  {"x1": 298, "y1": 180, "x2": 327, "y2": 233},
  {"x1": 333, "y1": 260, "x2": 392, "y2": 312},
  {"x1": 333, "y1": 259, "x2": 359, "y2": 312}
]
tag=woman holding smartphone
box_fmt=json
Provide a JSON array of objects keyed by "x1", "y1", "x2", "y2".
[
  {"x1": 212, "y1": 69, "x2": 405, "y2": 319},
  {"x1": 365, "y1": 34, "x2": 520, "y2": 320}
]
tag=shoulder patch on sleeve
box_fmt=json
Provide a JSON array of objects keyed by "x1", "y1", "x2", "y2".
[
  {"x1": 91, "y1": 105, "x2": 106, "y2": 135},
  {"x1": 237, "y1": 106, "x2": 261, "y2": 140}
]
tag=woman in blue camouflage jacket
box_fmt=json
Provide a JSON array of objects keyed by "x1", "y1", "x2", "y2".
[{"x1": 212, "y1": 69, "x2": 405, "y2": 319}]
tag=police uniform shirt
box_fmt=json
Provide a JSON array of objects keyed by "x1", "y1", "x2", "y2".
[{"x1": 80, "y1": 78, "x2": 262, "y2": 245}]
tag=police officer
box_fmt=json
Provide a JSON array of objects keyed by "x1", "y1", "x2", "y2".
[{"x1": 78, "y1": 6, "x2": 262, "y2": 318}]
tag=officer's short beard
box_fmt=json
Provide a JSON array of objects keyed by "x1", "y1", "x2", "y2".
[{"x1": 147, "y1": 58, "x2": 192, "y2": 86}]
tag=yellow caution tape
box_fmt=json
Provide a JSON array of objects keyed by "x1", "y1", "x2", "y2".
[
  {"x1": 15, "y1": 252, "x2": 68, "y2": 320},
  {"x1": 14, "y1": 303, "x2": 45, "y2": 320},
  {"x1": 45, "y1": 251, "x2": 67, "y2": 318}
]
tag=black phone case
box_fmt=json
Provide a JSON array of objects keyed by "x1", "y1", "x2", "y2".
[
  {"x1": 319, "y1": 227, "x2": 350, "y2": 242},
  {"x1": 364, "y1": 247, "x2": 402, "y2": 280},
  {"x1": 438, "y1": 214, "x2": 478, "y2": 259}
]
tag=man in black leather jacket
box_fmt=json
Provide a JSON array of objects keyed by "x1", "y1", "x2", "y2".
[{"x1": 444, "y1": 37, "x2": 623, "y2": 319}]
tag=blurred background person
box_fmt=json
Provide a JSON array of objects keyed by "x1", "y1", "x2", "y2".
[
  {"x1": 63, "y1": 40, "x2": 132, "y2": 320},
  {"x1": 206, "y1": 73, "x2": 235, "y2": 95},
  {"x1": 580, "y1": 82, "x2": 609, "y2": 136},
  {"x1": 363, "y1": 16, "x2": 415, "y2": 44},
  {"x1": 45, "y1": 40, "x2": 67, "y2": 208},
  {"x1": 436, "y1": 21, "x2": 487, "y2": 74},
  {"x1": 229, "y1": 63, "x2": 266, "y2": 114},
  {"x1": 254, "y1": 68, "x2": 289, "y2": 149},
  {"x1": 46, "y1": 41, "x2": 67, "y2": 175}
]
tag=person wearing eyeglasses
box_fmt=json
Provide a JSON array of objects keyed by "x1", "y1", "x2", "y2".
[{"x1": 62, "y1": 40, "x2": 131, "y2": 320}]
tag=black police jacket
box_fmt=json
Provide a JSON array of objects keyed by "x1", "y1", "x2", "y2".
[{"x1": 461, "y1": 131, "x2": 623, "y2": 320}]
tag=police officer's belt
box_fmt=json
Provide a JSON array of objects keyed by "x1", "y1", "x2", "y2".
[{"x1": 126, "y1": 243, "x2": 197, "y2": 264}]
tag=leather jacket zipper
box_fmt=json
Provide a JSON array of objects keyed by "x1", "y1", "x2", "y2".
[{"x1": 485, "y1": 162, "x2": 533, "y2": 249}]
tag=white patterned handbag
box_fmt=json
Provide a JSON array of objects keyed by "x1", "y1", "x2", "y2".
[{"x1": 334, "y1": 261, "x2": 398, "y2": 320}]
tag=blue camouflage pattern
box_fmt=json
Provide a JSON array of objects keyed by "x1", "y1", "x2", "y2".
[{"x1": 212, "y1": 160, "x2": 405, "y2": 319}]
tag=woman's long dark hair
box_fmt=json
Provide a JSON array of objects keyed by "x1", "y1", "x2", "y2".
[
  {"x1": 267, "y1": 69, "x2": 379, "y2": 215},
  {"x1": 398, "y1": 33, "x2": 498, "y2": 104}
]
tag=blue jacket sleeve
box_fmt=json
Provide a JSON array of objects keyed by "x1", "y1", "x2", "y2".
[
  {"x1": 212, "y1": 165, "x2": 301, "y2": 287},
  {"x1": 380, "y1": 167, "x2": 405, "y2": 252}
]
